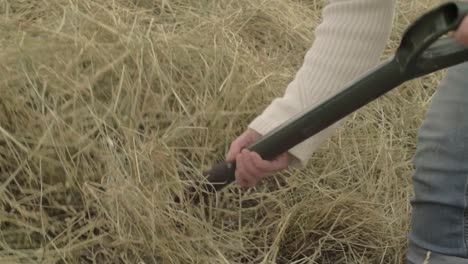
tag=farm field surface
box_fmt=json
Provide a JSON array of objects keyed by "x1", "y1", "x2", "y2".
[{"x1": 0, "y1": 0, "x2": 447, "y2": 263}]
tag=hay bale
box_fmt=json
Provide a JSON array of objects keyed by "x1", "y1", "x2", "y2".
[{"x1": 0, "y1": 0, "x2": 445, "y2": 263}]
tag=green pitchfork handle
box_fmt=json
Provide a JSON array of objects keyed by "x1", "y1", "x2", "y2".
[{"x1": 198, "y1": 1, "x2": 468, "y2": 193}]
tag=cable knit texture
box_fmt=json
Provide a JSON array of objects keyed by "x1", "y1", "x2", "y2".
[{"x1": 248, "y1": 0, "x2": 396, "y2": 166}]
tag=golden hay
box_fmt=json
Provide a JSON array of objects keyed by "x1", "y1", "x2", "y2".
[{"x1": 0, "y1": 0, "x2": 446, "y2": 263}]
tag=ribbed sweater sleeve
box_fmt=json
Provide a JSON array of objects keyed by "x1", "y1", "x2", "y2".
[{"x1": 248, "y1": 0, "x2": 396, "y2": 166}]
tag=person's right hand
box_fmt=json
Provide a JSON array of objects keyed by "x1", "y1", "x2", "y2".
[{"x1": 226, "y1": 129, "x2": 291, "y2": 188}]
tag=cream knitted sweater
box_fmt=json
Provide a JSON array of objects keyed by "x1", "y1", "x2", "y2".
[{"x1": 248, "y1": 0, "x2": 396, "y2": 165}]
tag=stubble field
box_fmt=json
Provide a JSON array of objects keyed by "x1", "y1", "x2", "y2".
[{"x1": 0, "y1": 0, "x2": 446, "y2": 263}]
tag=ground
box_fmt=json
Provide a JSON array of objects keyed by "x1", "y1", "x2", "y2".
[{"x1": 0, "y1": 0, "x2": 446, "y2": 263}]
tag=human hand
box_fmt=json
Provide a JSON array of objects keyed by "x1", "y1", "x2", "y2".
[
  {"x1": 454, "y1": 15, "x2": 468, "y2": 45},
  {"x1": 226, "y1": 129, "x2": 291, "y2": 188}
]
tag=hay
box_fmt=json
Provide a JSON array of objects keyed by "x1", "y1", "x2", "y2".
[{"x1": 0, "y1": 0, "x2": 445, "y2": 263}]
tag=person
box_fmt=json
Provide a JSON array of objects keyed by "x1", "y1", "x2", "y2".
[{"x1": 225, "y1": 0, "x2": 468, "y2": 263}]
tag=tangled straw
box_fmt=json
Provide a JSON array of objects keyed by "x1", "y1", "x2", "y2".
[{"x1": 0, "y1": 0, "x2": 444, "y2": 263}]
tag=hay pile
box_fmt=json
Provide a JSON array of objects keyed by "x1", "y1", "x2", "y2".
[{"x1": 0, "y1": 0, "x2": 445, "y2": 263}]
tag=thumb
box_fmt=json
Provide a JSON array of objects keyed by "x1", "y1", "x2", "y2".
[{"x1": 226, "y1": 129, "x2": 260, "y2": 162}]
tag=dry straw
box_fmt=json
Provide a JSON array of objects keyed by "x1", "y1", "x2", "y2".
[{"x1": 0, "y1": 0, "x2": 445, "y2": 263}]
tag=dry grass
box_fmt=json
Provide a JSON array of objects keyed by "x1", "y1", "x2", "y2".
[{"x1": 0, "y1": 0, "x2": 446, "y2": 263}]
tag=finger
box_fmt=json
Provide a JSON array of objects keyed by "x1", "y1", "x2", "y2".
[
  {"x1": 250, "y1": 152, "x2": 289, "y2": 173},
  {"x1": 226, "y1": 131, "x2": 255, "y2": 162},
  {"x1": 454, "y1": 16, "x2": 468, "y2": 45},
  {"x1": 235, "y1": 152, "x2": 254, "y2": 187},
  {"x1": 242, "y1": 150, "x2": 264, "y2": 182},
  {"x1": 235, "y1": 153, "x2": 244, "y2": 185},
  {"x1": 226, "y1": 139, "x2": 242, "y2": 162},
  {"x1": 235, "y1": 170, "x2": 249, "y2": 187},
  {"x1": 239, "y1": 151, "x2": 258, "y2": 187},
  {"x1": 249, "y1": 152, "x2": 272, "y2": 172},
  {"x1": 236, "y1": 174, "x2": 250, "y2": 187}
]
